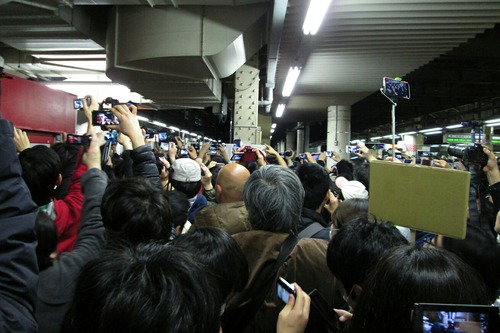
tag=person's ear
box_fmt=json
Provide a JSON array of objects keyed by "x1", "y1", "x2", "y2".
[
  {"x1": 175, "y1": 225, "x2": 182, "y2": 235},
  {"x1": 352, "y1": 284, "x2": 363, "y2": 301},
  {"x1": 215, "y1": 183, "x2": 222, "y2": 201},
  {"x1": 55, "y1": 173, "x2": 62, "y2": 188}
]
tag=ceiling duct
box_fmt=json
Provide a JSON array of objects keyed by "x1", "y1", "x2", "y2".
[{"x1": 106, "y1": 4, "x2": 269, "y2": 109}]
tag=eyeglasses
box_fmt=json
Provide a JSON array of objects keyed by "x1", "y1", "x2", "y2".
[{"x1": 343, "y1": 285, "x2": 355, "y2": 312}]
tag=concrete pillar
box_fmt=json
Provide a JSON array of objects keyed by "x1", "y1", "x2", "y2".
[
  {"x1": 297, "y1": 122, "x2": 305, "y2": 153},
  {"x1": 259, "y1": 113, "x2": 272, "y2": 146},
  {"x1": 481, "y1": 125, "x2": 491, "y2": 144},
  {"x1": 286, "y1": 130, "x2": 297, "y2": 151},
  {"x1": 403, "y1": 134, "x2": 424, "y2": 156},
  {"x1": 304, "y1": 123, "x2": 310, "y2": 151},
  {"x1": 327, "y1": 105, "x2": 351, "y2": 160},
  {"x1": 278, "y1": 140, "x2": 285, "y2": 152},
  {"x1": 233, "y1": 55, "x2": 259, "y2": 145}
]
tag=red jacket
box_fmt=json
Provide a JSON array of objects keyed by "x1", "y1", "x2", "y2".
[{"x1": 53, "y1": 162, "x2": 87, "y2": 253}]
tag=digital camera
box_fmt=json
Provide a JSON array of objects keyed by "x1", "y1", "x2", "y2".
[{"x1": 447, "y1": 143, "x2": 487, "y2": 168}]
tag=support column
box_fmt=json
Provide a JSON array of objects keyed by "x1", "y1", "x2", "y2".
[
  {"x1": 304, "y1": 123, "x2": 310, "y2": 151},
  {"x1": 327, "y1": 105, "x2": 351, "y2": 160},
  {"x1": 233, "y1": 55, "x2": 260, "y2": 145},
  {"x1": 278, "y1": 140, "x2": 285, "y2": 152},
  {"x1": 297, "y1": 122, "x2": 305, "y2": 153},
  {"x1": 286, "y1": 130, "x2": 297, "y2": 151},
  {"x1": 258, "y1": 113, "x2": 272, "y2": 145},
  {"x1": 403, "y1": 134, "x2": 424, "y2": 156},
  {"x1": 482, "y1": 125, "x2": 492, "y2": 144}
]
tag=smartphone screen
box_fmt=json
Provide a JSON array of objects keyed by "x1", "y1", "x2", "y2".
[
  {"x1": 92, "y1": 111, "x2": 119, "y2": 126},
  {"x1": 276, "y1": 277, "x2": 295, "y2": 304},
  {"x1": 104, "y1": 131, "x2": 118, "y2": 143},
  {"x1": 160, "y1": 142, "x2": 169, "y2": 151},
  {"x1": 346, "y1": 145, "x2": 360, "y2": 154},
  {"x1": 67, "y1": 134, "x2": 90, "y2": 146},
  {"x1": 231, "y1": 153, "x2": 243, "y2": 161},
  {"x1": 411, "y1": 303, "x2": 500, "y2": 333},
  {"x1": 326, "y1": 151, "x2": 333, "y2": 157},
  {"x1": 383, "y1": 77, "x2": 411, "y2": 99},
  {"x1": 158, "y1": 132, "x2": 167, "y2": 142},
  {"x1": 308, "y1": 289, "x2": 339, "y2": 331},
  {"x1": 73, "y1": 99, "x2": 83, "y2": 109}
]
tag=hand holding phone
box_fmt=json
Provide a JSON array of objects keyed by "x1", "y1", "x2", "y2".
[{"x1": 276, "y1": 283, "x2": 310, "y2": 333}]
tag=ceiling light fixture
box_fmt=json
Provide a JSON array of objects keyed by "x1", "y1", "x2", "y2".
[
  {"x1": 276, "y1": 104, "x2": 286, "y2": 118},
  {"x1": 152, "y1": 120, "x2": 167, "y2": 128},
  {"x1": 282, "y1": 67, "x2": 301, "y2": 97},
  {"x1": 445, "y1": 124, "x2": 463, "y2": 129},
  {"x1": 424, "y1": 131, "x2": 442, "y2": 135},
  {"x1": 271, "y1": 123, "x2": 277, "y2": 129},
  {"x1": 136, "y1": 115, "x2": 149, "y2": 122},
  {"x1": 419, "y1": 127, "x2": 442, "y2": 133},
  {"x1": 487, "y1": 122, "x2": 500, "y2": 127},
  {"x1": 398, "y1": 131, "x2": 417, "y2": 136},
  {"x1": 485, "y1": 118, "x2": 500, "y2": 123},
  {"x1": 370, "y1": 136, "x2": 382, "y2": 140},
  {"x1": 169, "y1": 126, "x2": 180, "y2": 132},
  {"x1": 303, "y1": 0, "x2": 332, "y2": 35},
  {"x1": 181, "y1": 130, "x2": 190, "y2": 134}
]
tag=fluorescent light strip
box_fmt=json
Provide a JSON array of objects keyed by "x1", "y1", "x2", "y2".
[
  {"x1": 302, "y1": 0, "x2": 332, "y2": 35},
  {"x1": 487, "y1": 122, "x2": 500, "y2": 127},
  {"x1": 419, "y1": 127, "x2": 442, "y2": 133},
  {"x1": 136, "y1": 115, "x2": 149, "y2": 122},
  {"x1": 181, "y1": 130, "x2": 190, "y2": 134},
  {"x1": 445, "y1": 124, "x2": 463, "y2": 129},
  {"x1": 424, "y1": 131, "x2": 442, "y2": 135},
  {"x1": 399, "y1": 131, "x2": 417, "y2": 136},
  {"x1": 383, "y1": 135, "x2": 400, "y2": 139},
  {"x1": 485, "y1": 118, "x2": 500, "y2": 124},
  {"x1": 276, "y1": 104, "x2": 286, "y2": 118},
  {"x1": 169, "y1": 126, "x2": 180, "y2": 132},
  {"x1": 371, "y1": 136, "x2": 382, "y2": 140},
  {"x1": 152, "y1": 121, "x2": 167, "y2": 127},
  {"x1": 282, "y1": 67, "x2": 301, "y2": 97},
  {"x1": 189, "y1": 132, "x2": 198, "y2": 137}
]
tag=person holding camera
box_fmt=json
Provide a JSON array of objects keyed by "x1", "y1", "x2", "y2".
[{"x1": 36, "y1": 130, "x2": 108, "y2": 333}]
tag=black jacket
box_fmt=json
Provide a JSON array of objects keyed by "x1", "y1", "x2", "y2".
[
  {"x1": 0, "y1": 120, "x2": 39, "y2": 333},
  {"x1": 298, "y1": 208, "x2": 331, "y2": 241}
]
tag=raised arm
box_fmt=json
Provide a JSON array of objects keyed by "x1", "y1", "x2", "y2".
[
  {"x1": 108, "y1": 104, "x2": 162, "y2": 190},
  {"x1": 0, "y1": 119, "x2": 39, "y2": 332}
]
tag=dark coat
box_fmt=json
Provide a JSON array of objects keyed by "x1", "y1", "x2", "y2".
[{"x1": 0, "y1": 120, "x2": 39, "y2": 332}]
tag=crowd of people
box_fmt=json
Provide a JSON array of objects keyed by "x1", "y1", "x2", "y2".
[{"x1": 1, "y1": 97, "x2": 499, "y2": 333}]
